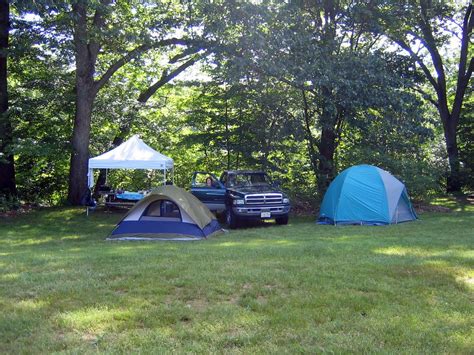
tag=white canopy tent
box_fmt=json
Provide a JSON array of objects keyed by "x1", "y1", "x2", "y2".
[{"x1": 87, "y1": 135, "x2": 174, "y2": 188}]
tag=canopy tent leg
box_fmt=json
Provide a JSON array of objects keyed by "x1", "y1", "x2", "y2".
[
  {"x1": 86, "y1": 169, "x2": 93, "y2": 216},
  {"x1": 87, "y1": 168, "x2": 94, "y2": 188}
]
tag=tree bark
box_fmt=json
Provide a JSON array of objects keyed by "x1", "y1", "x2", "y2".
[
  {"x1": 442, "y1": 113, "x2": 461, "y2": 192},
  {"x1": 0, "y1": 0, "x2": 15, "y2": 196},
  {"x1": 301, "y1": 90, "x2": 338, "y2": 196},
  {"x1": 67, "y1": 83, "x2": 95, "y2": 204},
  {"x1": 301, "y1": 90, "x2": 319, "y2": 182},
  {"x1": 67, "y1": 1, "x2": 103, "y2": 204},
  {"x1": 444, "y1": 4, "x2": 473, "y2": 192},
  {"x1": 226, "y1": 98, "x2": 231, "y2": 170},
  {"x1": 66, "y1": 1, "x2": 204, "y2": 204},
  {"x1": 317, "y1": 126, "x2": 337, "y2": 197},
  {"x1": 392, "y1": 3, "x2": 473, "y2": 192}
]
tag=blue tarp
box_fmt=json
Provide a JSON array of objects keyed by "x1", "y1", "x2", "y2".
[
  {"x1": 115, "y1": 192, "x2": 145, "y2": 201},
  {"x1": 317, "y1": 165, "x2": 417, "y2": 225}
]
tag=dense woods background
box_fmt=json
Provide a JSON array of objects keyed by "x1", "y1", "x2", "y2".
[{"x1": 0, "y1": 0, "x2": 472, "y2": 208}]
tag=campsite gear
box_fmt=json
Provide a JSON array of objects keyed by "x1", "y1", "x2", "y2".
[
  {"x1": 88, "y1": 135, "x2": 174, "y2": 188},
  {"x1": 102, "y1": 191, "x2": 146, "y2": 210},
  {"x1": 115, "y1": 191, "x2": 145, "y2": 201},
  {"x1": 318, "y1": 165, "x2": 417, "y2": 225},
  {"x1": 108, "y1": 185, "x2": 222, "y2": 241}
]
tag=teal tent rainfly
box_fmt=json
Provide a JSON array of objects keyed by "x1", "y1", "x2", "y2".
[{"x1": 318, "y1": 165, "x2": 417, "y2": 225}]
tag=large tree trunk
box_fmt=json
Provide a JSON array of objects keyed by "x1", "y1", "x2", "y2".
[
  {"x1": 67, "y1": 85, "x2": 94, "y2": 204},
  {"x1": 67, "y1": 1, "x2": 99, "y2": 205},
  {"x1": 416, "y1": 2, "x2": 472, "y2": 193},
  {"x1": 315, "y1": 88, "x2": 339, "y2": 197},
  {"x1": 442, "y1": 114, "x2": 462, "y2": 193},
  {"x1": 0, "y1": 0, "x2": 15, "y2": 196},
  {"x1": 65, "y1": 1, "x2": 199, "y2": 204},
  {"x1": 441, "y1": 4, "x2": 472, "y2": 193},
  {"x1": 317, "y1": 126, "x2": 337, "y2": 197},
  {"x1": 301, "y1": 90, "x2": 338, "y2": 196}
]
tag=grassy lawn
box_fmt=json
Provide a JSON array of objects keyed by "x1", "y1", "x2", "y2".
[{"x1": 0, "y1": 204, "x2": 473, "y2": 353}]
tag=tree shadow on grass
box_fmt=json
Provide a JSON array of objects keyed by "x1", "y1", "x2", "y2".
[
  {"x1": 0, "y1": 208, "x2": 122, "y2": 249},
  {"x1": 1, "y1": 247, "x2": 473, "y2": 353},
  {"x1": 1, "y1": 215, "x2": 473, "y2": 352}
]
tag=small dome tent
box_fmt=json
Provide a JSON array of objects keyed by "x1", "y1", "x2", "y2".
[
  {"x1": 317, "y1": 165, "x2": 417, "y2": 225},
  {"x1": 108, "y1": 186, "x2": 222, "y2": 241}
]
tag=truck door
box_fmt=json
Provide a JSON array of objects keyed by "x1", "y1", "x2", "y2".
[{"x1": 190, "y1": 172, "x2": 226, "y2": 212}]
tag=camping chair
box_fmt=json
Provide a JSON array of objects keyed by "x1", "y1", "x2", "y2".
[{"x1": 82, "y1": 188, "x2": 97, "y2": 216}]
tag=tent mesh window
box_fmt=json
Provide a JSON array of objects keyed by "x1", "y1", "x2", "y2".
[{"x1": 141, "y1": 200, "x2": 181, "y2": 221}]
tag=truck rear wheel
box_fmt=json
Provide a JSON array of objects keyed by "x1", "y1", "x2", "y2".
[
  {"x1": 226, "y1": 208, "x2": 239, "y2": 229},
  {"x1": 275, "y1": 215, "x2": 289, "y2": 225}
]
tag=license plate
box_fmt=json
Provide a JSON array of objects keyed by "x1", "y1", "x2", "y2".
[{"x1": 261, "y1": 212, "x2": 271, "y2": 218}]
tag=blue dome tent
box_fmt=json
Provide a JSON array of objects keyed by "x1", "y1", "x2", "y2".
[{"x1": 318, "y1": 165, "x2": 417, "y2": 225}]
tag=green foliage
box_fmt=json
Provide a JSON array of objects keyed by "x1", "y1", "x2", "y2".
[
  {"x1": 5, "y1": 0, "x2": 468, "y2": 203},
  {"x1": 8, "y1": 13, "x2": 74, "y2": 204},
  {"x1": 337, "y1": 86, "x2": 443, "y2": 198},
  {"x1": 194, "y1": 0, "x2": 441, "y2": 197},
  {"x1": 0, "y1": 193, "x2": 21, "y2": 212},
  {"x1": 458, "y1": 91, "x2": 474, "y2": 191},
  {"x1": 341, "y1": 145, "x2": 445, "y2": 199}
]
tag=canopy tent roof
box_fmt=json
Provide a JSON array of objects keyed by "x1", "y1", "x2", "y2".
[
  {"x1": 87, "y1": 135, "x2": 174, "y2": 188},
  {"x1": 88, "y1": 135, "x2": 173, "y2": 170}
]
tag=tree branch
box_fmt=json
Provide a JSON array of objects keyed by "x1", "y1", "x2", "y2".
[
  {"x1": 93, "y1": 38, "x2": 193, "y2": 95},
  {"x1": 88, "y1": 0, "x2": 112, "y2": 62},
  {"x1": 451, "y1": 4, "x2": 473, "y2": 123},
  {"x1": 137, "y1": 53, "x2": 205, "y2": 103},
  {"x1": 169, "y1": 47, "x2": 202, "y2": 63},
  {"x1": 389, "y1": 36, "x2": 438, "y2": 91},
  {"x1": 418, "y1": 0, "x2": 449, "y2": 106},
  {"x1": 72, "y1": 2, "x2": 88, "y2": 69},
  {"x1": 301, "y1": 89, "x2": 319, "y2": 173},
  {"x1": 411, "y1": 86, "x2": 438, "y2": 108}
]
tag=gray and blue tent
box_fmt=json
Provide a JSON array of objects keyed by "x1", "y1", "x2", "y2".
[
  {"x1": 318, "y1": 165, "x2": 417, "y2": 225},
  {"x1": 108, "y1": 185, "x2": 222, "y2": 241}
]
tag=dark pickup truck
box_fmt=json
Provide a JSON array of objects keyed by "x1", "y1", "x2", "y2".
[{"x1": 191, "y1": 170, "x2": 290, "y2": 228}]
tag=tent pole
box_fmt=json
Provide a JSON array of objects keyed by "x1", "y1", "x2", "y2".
[{"x1": 163, "y1": 168, "x2": 166, "y2": 186}]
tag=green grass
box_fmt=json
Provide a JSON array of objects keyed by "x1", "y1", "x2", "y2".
[
  {"x1": 429, "y1": 194, "x2": 474, "y2": 213},
  {"x1": 0, "y1": 206, "x2": 473, "y2": 353}
]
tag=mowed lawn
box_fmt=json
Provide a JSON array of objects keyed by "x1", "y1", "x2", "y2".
[{"x1": 0, "y1": 205, "x2": 473, "y2": 353}]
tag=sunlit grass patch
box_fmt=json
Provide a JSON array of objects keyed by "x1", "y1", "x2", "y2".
[
  {"x1": 0, "y1": 206, "x2": 472, "y2": 353},
  {"x1": 430, "y1": 195, "x2": 474, "y2": 212},
  {"x1": 58, "y1": 306, "x2": 133, "y2": 333},
  {"x1": 456, "y1": 275, "x2": 474, "y2": 290},
  {"x1": 375, "y1": 246, "x2": 474, "y2": 259}
]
